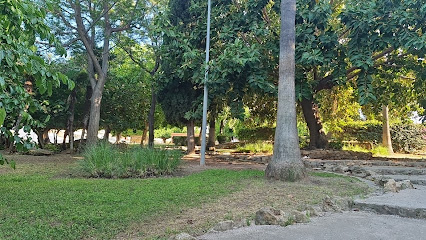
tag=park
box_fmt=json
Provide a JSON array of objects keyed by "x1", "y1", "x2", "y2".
[{"x1": 1, "y1": 0, "x2": 425, "y2": 239}]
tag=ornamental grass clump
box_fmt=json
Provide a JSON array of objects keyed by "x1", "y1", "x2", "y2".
[{"x1": 80, "y1": 142, "x2": 182, "y2": 178}]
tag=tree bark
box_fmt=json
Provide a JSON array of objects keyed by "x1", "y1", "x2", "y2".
[
  {"x1": 187, "y1": 120, "x2": 195, "y2": 154},
  {"x1": 141, "y1": 121, "x2": 149, "y2": 146},
  {"x1": 87, "y1": 85, "x2": 104, "y2": 144},
  {"x1": 115, "y1": 132, "x2": 122, "y2": 144},
  {"x1": 207, "y1": 117, "x2": 216, "y2": 148},
  {"x1": 219, "y1": 119, "x2": 224, "y2": 134},
  {"x1": 382, "y1": 105, "x2": 394, "y2": 154},
  {"x1": 68, "y1": 89, "x2": 77, "y2": 152},
  {"x1": 301, "y1": 99, "x2": 328, "y2": 149},
  {"x1": 36, "y1": 130, "x2": 45, "y2": 149},
  {"x1": 62, "y1": 130, "x2": 68, "y2": 150},
  {"x1": 265, "y1": 0, "x2": 306, "y2": 181},
  {"x1": 148, "y1": 86, "x2": 156, "y2": 148},
  {"x1": 81, "y1": 85, "x2": 92, "y2": 142},
  {"x1": 103, "y1": 126, "x2": 111, "y2": 142}
]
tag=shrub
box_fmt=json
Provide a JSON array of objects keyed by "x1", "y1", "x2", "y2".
[
  {"x1": 217, "y1": 135, "x2": 230, "y2": 144},
  {"x1": 43, "y1": 144, "x2": 61, "y2": 153},
  {"x1": 237, "y1": 141, "x2": 274, "y2": 154},
  {"x1": 172, "y1": 136, "x2": 200, "y2": 146},
  {"x1": 236, "y1": 127, "x2": 275, "y2": 142},
  {"x1": 80, "y1": 142, "x2": 182, "y2": 178},
  {"x1": 339, "y1": 121, "x2": 426, "y2": 153}
]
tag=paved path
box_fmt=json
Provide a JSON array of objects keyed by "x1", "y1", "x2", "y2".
[{"x1": 198, "y1": 212, "x2": 426, "y2": 240}]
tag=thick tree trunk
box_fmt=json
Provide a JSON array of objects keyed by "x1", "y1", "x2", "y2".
[
  {"x1": 81, "y1": 85, "x2": 92, "y2": 142},
  {"x1": 62, "y1": 130, "x2": 68, "y2": 150},
  {"x1": 187, "y1": 120, "x2": 195, "y2": 154},
  {"x1": 207, "y1": 117, "x2": 216, "y2": 148},
  {"x1": 148, "y1": 86, "x2": 156, "y2": 148},
  {"x1": 382, "y1": 105, "x2": 394, "y2": 154},
  {"x1": 42, "y1": 129, "x2": 49, "y2": 144},
  {"x1": 87, "y1": 86, "x2": 104, "y2": 144},
  {"x1": 301, "y1": 98, "x2": 328, "y2": 149},
  {"x1": 265, "y1": 0, "x2": 306, "y2": 181}
]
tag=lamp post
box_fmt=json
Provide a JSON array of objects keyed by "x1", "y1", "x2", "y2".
[{"x1": 200, "y1": 0, "x2": 212, "y2": 166}]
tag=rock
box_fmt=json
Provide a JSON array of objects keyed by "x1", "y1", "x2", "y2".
[
  {"x1": 169, "y1": 233, "x2": 195, "y2": 240},
  {"x1": 300, "y1": 205, "x2": 321, "y2": 217},
  {"x1": 232, "y1": 218, "x2": 249, "y2": 228},
  {"x1": 291, "y1": 210, "x2": 310, "y2": 223},
  {"x1": 255, "y1": 207, "x2": 291, "y2": 226},
  {"x1": 210, "y1": 220, "x2": 234, "y2": 232},
  {"x1": 384, "y1": 179, "x2": 399, "y2": 192},
  {"x1": 27, "y1": 149, "x2": 53, "y2": 156},
  {"x1": 399, "y1": 180, "x2": 414, "y2": 190},
  {"x1": 322, "y1": 196, "x2": 353, "y2": 212}
]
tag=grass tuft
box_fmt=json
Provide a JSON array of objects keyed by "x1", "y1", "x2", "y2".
[
  {"x1": 80, "y1": 142, "x2": 182, "y2": 178},
  {"x1": 237, "y1": 141, "x2": 273, "y2": 154}
]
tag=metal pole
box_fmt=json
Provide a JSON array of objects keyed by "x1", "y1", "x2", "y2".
[{"x1": 200, "y1": 0, "x2": 211, "y2": 166}]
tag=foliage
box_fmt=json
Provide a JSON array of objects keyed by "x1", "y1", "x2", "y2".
[
  {"x1": 217, "y1": 135, "x2": 230, "y2": 144},
  {"x1": 43, "y1": 143, "x2": 61, "y2": 153},
  {"x1": 0, "y1": 0, "x2": 71, "y2": 151},
  {"x1": 237, "y1": 141, "x2": 274, "y2": 154},
  {"x1": 172, "y1": 136, "x2": 201, "y2": 146},
  {"x1": 338, "y1": 121, "x2": 426, "y2": 153},
  {"x1": 154, "y1": 126, "x2": 186, "y2": 139},
  {"x1": 0, "y1": 168, "x2": 263, "y2": 239},
  {"x1": 80, "y1": 142, "x2": 182, "y2": 178},
  {"x1": 391, "y1": 124, "x2": 426, "y2": 153},
  {"x1": 236, "y1": 127, "x2": 275, "y2": 142}
]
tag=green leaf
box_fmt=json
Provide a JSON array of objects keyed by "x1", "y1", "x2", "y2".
[
  {"x1": 10, "y1": 160, "x2": 16, "y2": 170},
  {"x1": 0, "y1": 107, "x2": 6, "y2": 126}
]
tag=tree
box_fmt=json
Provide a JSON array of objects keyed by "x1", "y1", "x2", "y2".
[
  {"x1": 47, "y1": 0, "x2": 146, "y2": 144},
  {"x1": 265, "y1": 0, "x2": 306, "y2": 181},
  {"x1": 1, "y1": 0, "x2": 71, "y2": 154}
]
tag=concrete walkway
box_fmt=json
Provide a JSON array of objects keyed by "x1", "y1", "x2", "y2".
[{"x1": 198, "y1": 212, "x2": 426, "y2": 240}]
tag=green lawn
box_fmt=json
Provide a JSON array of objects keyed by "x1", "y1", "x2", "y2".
[{"x1": 0, "y1": 168, "x2": 262, "y2": 240}]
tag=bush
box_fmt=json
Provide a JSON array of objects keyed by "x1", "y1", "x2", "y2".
[
  {"x1": 339, "y1": 121, "x2": 426, "y2": 153},
  {"x1": 236, "y1": 127, "x2": 275, "y2": 142},
  {"x1": 172, "y1": 136, "x2": 201, "y2": 146},
  {"x1": 43, "y1": 144, "x2": 61, "y2": 153},
  {"x1": 237, "y1": 141, "x2": 273, "y2": 154},
  {"x1": 217, "y1": 135, "x2": 230, "y2": 144},
  {"x1": 391, "y1": 124, "x2": 426, "y2": 153},
  {"x1": 80, "y1": 142, "x2": 182, "y2": 178}
]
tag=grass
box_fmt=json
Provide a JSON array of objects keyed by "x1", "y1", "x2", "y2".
[
  {"x1": 237, "y1": 141, "x2": 274, "y2": 154},
  {"x1": 309, "y1": 171, "x2": 361, "y2": 182},
  {"x1": 342, "y1": 144, "x2": 390, "y2": 156},
  {"x1": 0, "y1": 168, "x2": 263, "y2": 240},
  {"x1": 80, "y1": 142, "x2": 182, "y2": 178},
  {"x1": 0, "y1": 154, "x2": 371, "y2": 240}
]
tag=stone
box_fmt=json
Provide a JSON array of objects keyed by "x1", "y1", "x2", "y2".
[
  {"x1": 322, "y1": 196, "x2": 353, "y2": 212},
  {"x1": 169, "y1": 233, "x2": 195, "y2": 240},
  {"x1": 255, "y1": 207, "x2": 291, "y2": 226},
  {"x1": 210, "y1": 220, "x2": 235, "y2": 232},
  {"x1": 399, "y1": 180, "x2": 414, "y2": 190},
  {"x1": 384, "y1": 179, "x2": 399, "y2": 192},
  {"x1": 291, "y1": 210, "x2": 310, "y2": 223}
]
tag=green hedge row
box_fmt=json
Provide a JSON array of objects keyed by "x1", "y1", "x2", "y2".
[
  {"x1": 236, "y1": 127, "x2": 275, "y2": 142},
  {"x1": 337, "y1": 122, "x2": 426, "y2": 153}
]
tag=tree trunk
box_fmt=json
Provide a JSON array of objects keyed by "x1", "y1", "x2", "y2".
[
  {"x1": 141, "y1": 121, "x2": 149, "y2": 146},
  {"x1": 148, "y1": 86, "x2": 156, "y2": 148},
  {"x1": 207, "y1": 117, "x2": 216, "y2": 148},
  {"x1": 115, "y1": 132, "x2": 121, "y2": 144},
  {"x1": 8, "y1": 113, "x2": 23, "y2": 153},
  {"x1": 87, "y1": 86, "x2": 104, "y2": 144},
  {"x1": 382, "y1": 105, "x2": 394, "y2": 154},
  {"x1": 62, "y1": 130, "x2": 68, "y2": 150},
  {"x1": 265, "y1": 0, "x2": 306, "y2": 181},
  {"x1": 187, "y1": 120, "x2": 195, "y2": 154},
  {"x1": 43, "y1": 129, "x2": 50, "y2": 144},
  {"x1": 103, "y1": 126, "x2": 111, "y2": 142},
  {"x1": 219, "y1": 119, "x2": 224, "y2": 134},
  {"x1": 301, "y1": 98, "x2": 328, "y2": 149},
  {"x1": 68, "y1": 89, "x2": 77, "y2": 152},
  {"x1": 81, "y1": 85, "x2": 92, "y2": 142},
  {"x1": 36, "y1": 130, "x2": 45, "y2": 149}
]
